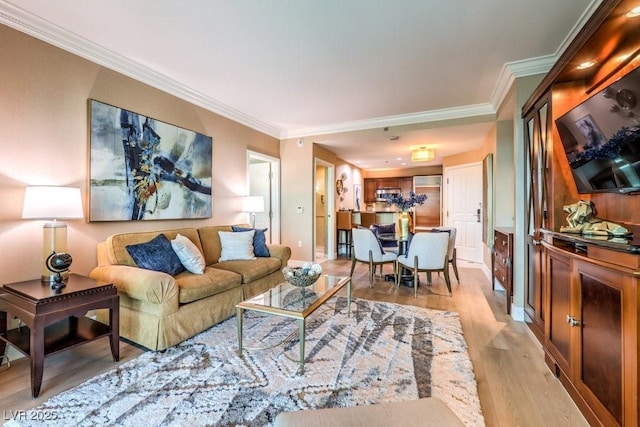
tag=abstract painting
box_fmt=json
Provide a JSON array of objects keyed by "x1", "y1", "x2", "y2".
[{"x1": 89, "y1": 99, "x2": 212, "y2": 221}]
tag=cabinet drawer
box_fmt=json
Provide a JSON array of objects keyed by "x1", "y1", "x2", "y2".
[
  {"x1": 494, "y1": 249, "x2": 510, "y2": 269},
  {"x1": 493, "y1": 263, "x2": 510, "y2": 287},
  {"x1": 494, "y1": 232, "x2": 510, "y2": 250}
]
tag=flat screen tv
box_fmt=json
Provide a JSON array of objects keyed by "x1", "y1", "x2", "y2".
[{"x1": 555, "y1": 66, "x2": 640, "y2": 194}]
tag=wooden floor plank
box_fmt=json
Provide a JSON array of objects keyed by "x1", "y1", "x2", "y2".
[{"x1": 0, "y1": 259, "x2": 588, "y2": 426}]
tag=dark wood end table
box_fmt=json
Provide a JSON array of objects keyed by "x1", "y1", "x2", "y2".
[{"x1": 0, "y1": 274, "x2": 119, "y2": 398}]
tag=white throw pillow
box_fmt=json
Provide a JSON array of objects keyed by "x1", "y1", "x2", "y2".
[
  {"x1": 171, "y1": 234, "x2": 205, "y2": 274},
  {"x1": 218, "y1": 230, "x2": 256, "y2": 261}
]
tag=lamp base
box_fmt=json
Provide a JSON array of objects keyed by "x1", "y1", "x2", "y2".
[{"x1": 41, "y1": 271, "x2": 69, "y2": 284}]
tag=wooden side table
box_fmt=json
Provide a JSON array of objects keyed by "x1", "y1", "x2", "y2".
[
  {"x1": 492, "y1": 227, "x2": 514, "y2": 314},
  {"x1": 0, "y1": 274, "x2": 119, "y2": 398}
]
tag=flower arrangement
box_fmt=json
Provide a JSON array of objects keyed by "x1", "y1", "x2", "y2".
[
  {"x1": 569, "y1": 126, "x2": 640, "y2": 168},
  {"x1": 381, "y1": 191, "x2": 428, "y2": 212},
  {"x1": 282, "y1": 262, "x2": 323, "y2": 287}
]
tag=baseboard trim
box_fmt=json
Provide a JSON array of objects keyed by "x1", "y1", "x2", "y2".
[{"x1": 511, "y1": 305, "x2": 525, "y2": 322}]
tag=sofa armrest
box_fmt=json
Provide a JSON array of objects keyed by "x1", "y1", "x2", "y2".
[
  {"x1": 89, "y1": 265, "x2": 179, "y2": 310},
  {"x1": 267, "y1": 244, "x2": 291, "y2": 266}
]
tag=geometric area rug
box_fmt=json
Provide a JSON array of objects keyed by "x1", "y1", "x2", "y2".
[{"x1": 6, "y1": 297, "x2": 485, "y2": 427}]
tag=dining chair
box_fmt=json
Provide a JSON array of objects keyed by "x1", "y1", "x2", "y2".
[
  {"x1": 350, "y1": 227, "x2": 397, "y2": 287},
  {"x1": 396, "y1": 231, "x2": 451, "y2": 297},
  {"x1": 432, "y1": 227, "x2": 459, "y2": 283}
]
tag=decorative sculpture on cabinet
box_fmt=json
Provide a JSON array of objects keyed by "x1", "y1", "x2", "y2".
[{"x1": 560, "y1": 200, "x2": 630, "y2": 236}]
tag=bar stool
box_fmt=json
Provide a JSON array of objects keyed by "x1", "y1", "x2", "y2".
[{"x1": 336, "y1": 211, "x2": 354, "y2": 257}]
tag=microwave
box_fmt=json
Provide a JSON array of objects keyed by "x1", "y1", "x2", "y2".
[{"x1": 375, "y1": 188, "x2": 401, "y2": 202}]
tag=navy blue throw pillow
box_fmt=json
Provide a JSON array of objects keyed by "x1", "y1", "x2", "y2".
[
  {"x1": 232, "y1": 226, "x2": 270, "y2": 257},
  {"x1": 126, "y1": 234, "x2": 186, "y2": 276}
]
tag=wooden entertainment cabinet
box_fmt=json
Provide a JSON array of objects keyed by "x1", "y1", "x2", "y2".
[
  {"x1": 541, "y1": 231, "x2": 638, "y2": 426},
  {"x1": 522, "y1": 1, "x2": 640, "y2": 425}
]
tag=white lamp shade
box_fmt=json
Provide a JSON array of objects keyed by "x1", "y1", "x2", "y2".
[
  {"x1": 242, "y1": 196, "x2": 264, "y2": 213},
  {"x1": 22, "y1": 186, "x2": 84, "y2": 220}
]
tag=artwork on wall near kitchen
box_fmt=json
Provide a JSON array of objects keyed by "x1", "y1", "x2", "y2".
[
  {"x1": 354, "y1": 184, "x2": 361, "y2": 211},
  {"x1": 89, "y1": 99, "x2": 212, "y2": 221}
]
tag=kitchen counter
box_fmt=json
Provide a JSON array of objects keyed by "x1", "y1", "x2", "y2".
[{"x1": 341, "y1": 211, "x2": 403, "y2": 228}]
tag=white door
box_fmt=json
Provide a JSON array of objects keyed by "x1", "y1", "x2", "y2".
[{"x1": 445, "y1": 163, "x2": 483, "y2": 263}]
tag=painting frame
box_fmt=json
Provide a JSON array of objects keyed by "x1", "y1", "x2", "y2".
[
  {"x1": 353, "y1": 184, "x2": 362, "y2": 211},
  {"x1": 88, "y1": 99, "x2": 213, "y2": 222},
  {"x1": 482, "y1": 153, "x2": 493, "y2": 245}
]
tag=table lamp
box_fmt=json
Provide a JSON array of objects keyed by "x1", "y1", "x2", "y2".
[
  {"x1": 242, "y1": 196, "x2": 264, "y2": 228},
  {"x1": 22, "y1": 186, "x2": 84, "y2": 285}
]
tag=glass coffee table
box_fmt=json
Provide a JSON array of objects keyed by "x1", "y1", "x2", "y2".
[{"x1": 236, "y1": 274, "x2": 350, "y2": 374}]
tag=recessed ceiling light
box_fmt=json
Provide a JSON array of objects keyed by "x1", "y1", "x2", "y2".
[
  {"x1": 396, "y1": 157, "x2": 402, "y2": 161},
  {"x1": 577, "y1": 60, "x2": 597, "y2": 70},
  {"x1": 389, "y1": 136, "x2": 400, "y2": 141},
  {"x1": 626, "y1": 6, "x2": 640, "y2": 17}
]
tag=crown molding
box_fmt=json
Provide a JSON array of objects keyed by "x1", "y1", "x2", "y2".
[
  {"x1": 489, "y1": 55, "x2": 556, "y2": 111},
  {"x1": 282, "y1": 103, "x2": 497, "y2": 139},
  {"x1": 0, "y1": 0, "x2": 603, "y2": 142},
  {"x1": 0, "y1": 1, "x2": 282, "y2": 138}
]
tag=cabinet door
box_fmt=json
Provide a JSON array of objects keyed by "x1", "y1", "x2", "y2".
[
  {"x1": 378, "y1": 178, "x2": 399, "y2": 188},
  {"x1": 364, "y1": 179, "x2": 377, "y2": 203},
  {"x1": 574, "y1": 261, "x2": 631, "y2": 426},
  {"x1": 524, "y1": 94, "x2": 551, "y2": 340},
  {"x1": 399, "y1": 177, "x2": 413, "y2": 196},
  {"x1": 545, "y1": 247, "x2": 572, "y2": 375}
]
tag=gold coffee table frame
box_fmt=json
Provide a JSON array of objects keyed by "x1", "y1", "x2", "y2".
[{"x1": 236, "y1": 274, "x2": 351, "y2": 374}]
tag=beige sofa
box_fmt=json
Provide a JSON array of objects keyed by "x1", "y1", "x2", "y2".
[{"x1": 90, "y1": 225, "x2": 291, "y2": 351}]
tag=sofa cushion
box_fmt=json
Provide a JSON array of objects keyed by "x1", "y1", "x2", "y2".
[
  {"x1": 231, "y1": 226, "x2": 270, "y2": 257},
  {"x1": 370, "y1": 223, "x2": 398, "y2": 248},
  {"x1": 213, "y1": 257, "x2": 282, "y2": 284},
  {"x1": 198, "y1": 225, "x2": 234, "y2": 265},
  {"x1": 218, "y1": 230, "x2": 256, "y2": 261},
  {"x1": 126, "y1": 234, "x2": 186, "y2": 276},
  {"x1": 106, "y1": 228, "x2": 202, "y2": 267},
  {"x1": 175, "y1": 267, "x2": 242, "y2": 304},
  {"x1": 171, "y1": 233, "x2": 205, "y2": 274}
]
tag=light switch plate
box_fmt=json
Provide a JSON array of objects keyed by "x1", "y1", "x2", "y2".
[{"x1": 296, "y1": 206, "x2": 303, "y2": 214}]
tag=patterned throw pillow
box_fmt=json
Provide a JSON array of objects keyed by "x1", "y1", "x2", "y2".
[
  {"x1": 126, "y1": 234, "x2": 186, "y2": 276},
  {"x1": 218, "y1": 230, "x2": 256, "y2": 261},
  {"x1": 231, "y1": 226, "x2": 270, "y2": 257},
  {"x1": 171, "y1": 233, "x2": 205, "y2": 274}
]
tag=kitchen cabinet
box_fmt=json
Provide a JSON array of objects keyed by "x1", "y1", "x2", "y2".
[
  {"x1": 399, "y1": 177, "x2": 412, "y2": 196},
  {"x1": 363, "y1": 177, "x2": 414, "y2": 204},
  {"x1": 377, "y1": 178, "x2": 400, "y2": 189},
  {"x1": 364, "y1": 179, "x2": 377, "y2": 203},
  {"x1": 542, "y1": 232, "x2": 638, "y2": 426}
]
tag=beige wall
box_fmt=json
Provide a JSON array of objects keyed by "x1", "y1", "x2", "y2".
[{"x1": 0, "y1": 24, "x2": 280, "y2": 284}]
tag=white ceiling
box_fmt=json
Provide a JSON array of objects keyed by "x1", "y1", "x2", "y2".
[{"x1": 0, "y1": 0, "x2": 600, "y2": 170}]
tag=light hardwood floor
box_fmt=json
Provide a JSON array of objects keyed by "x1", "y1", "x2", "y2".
[{"x1": 0, "y1": 259, "x2": 589, "y2": 426}]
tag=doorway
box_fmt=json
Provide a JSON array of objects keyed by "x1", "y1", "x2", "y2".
[
  {"x1": 247, "y1": 151, "x2": 280, "y2": 244},
  {"x1": 314, "y1": 159, "x2": 335, "y2": 262},
  {"x1": 444, "y1": 162, "x2": 483, "y2": 264}
]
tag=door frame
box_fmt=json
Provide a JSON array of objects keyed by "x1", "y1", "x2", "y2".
[
  {"x1": 247, "y1": 150, "x2": 280, "y2": 244},
  {"x1": 314, "y1": 158, "x2": 336, "y2": 261}
]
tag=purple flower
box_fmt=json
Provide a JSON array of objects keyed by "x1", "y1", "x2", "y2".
[{"x1": 382, "y1": 191, "x2": 427, "y2": 211}]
